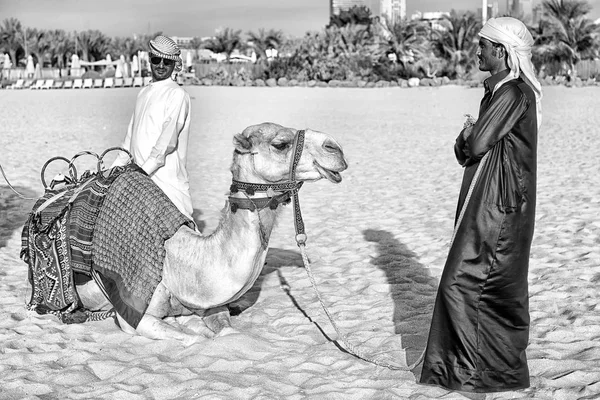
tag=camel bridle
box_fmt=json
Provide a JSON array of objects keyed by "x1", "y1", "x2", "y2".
[
  {"x1": 228, "y1": 130, "x2": 422, "y2": 372},
  {"x1": 228, "y1": 129, "x2": 307, "y2": 244}
]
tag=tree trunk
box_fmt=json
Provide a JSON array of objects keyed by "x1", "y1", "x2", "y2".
[{"x1": 9, "y1": 50, "x2": 17, "y2": 69}]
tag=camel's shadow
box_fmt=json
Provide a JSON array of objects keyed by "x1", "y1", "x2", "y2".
[
  {"x1": 363, "y1": 228, "x2": 439, "y2": 367},
  {"x1": 0, "y1": 186, "x2": 37, "y2": 250},
  {"x1": 228, "y1": 247, "x2": 304, "y2": 316}
]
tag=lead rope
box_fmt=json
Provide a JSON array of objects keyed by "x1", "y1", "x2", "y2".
[
  {"x1": 0, "y1": 161, "x2": 37, "y2": 200},
  {"x1": 287, "y1": 131, "x2": 421, "y2": 371}
]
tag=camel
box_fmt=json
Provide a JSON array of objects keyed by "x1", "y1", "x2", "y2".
[{"x1": 65, "y1": 122, "x2": 347, "y2": 344}]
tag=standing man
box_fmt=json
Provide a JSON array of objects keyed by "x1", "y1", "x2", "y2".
[
  {"x1": 111, "y1": 35, "x2": 194, "y2": 220},
  {"x1": 420, "y1": 17, "x2": 542, "y2": 393}
]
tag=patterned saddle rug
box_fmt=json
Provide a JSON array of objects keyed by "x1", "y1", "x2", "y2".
[{"x1": 21, "y1": 163, "x2": 194, "y2": 328}]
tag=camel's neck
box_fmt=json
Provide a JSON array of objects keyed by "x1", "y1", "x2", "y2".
[{"x1": 163, "y1": 161, "x2": 288, "y2": 310}]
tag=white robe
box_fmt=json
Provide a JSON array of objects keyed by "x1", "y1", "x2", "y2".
[{"x1": 112, "y1": 78, "x2": 193, "y2": 219}]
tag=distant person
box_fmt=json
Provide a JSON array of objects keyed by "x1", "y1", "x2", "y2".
[
  {"x1": 111, "y1": 35, "x2": 194, "y2": 220},
  {"x1": 419, "y1": 17, "x2": 542, "y2": 393}
]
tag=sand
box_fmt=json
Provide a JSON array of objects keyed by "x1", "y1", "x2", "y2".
[{"x1": 0, "y1": 85, "x2": 599, "y2": 400}]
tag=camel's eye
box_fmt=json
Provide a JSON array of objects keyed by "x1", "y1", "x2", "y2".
[{"x1": 271, "y1": 142, "x2": 290, "y2": 151}]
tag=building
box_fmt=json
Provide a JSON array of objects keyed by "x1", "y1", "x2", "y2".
[
  {"x1": 381, "y1": 0, "x2": 406, "y2": 22},
  {"x1": 479, "y1": 0, "x2": 500, "y2": 22},
  {"x1": 411, "y1": 11, "x2": 450, "y2": 31},
  {"x1": 330, "y1": 0, "x2": 378, "y2": 16},
  {"x1": 170, "y1": 36, "x2": 194, "y2": 47},
  {"x1": 506, "y1": 0, "x2": 543, "y2": 24},
  {"x1": 330, "y1": 0, "x2": 409, "y2": 21}
]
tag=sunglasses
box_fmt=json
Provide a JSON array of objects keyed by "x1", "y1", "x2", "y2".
[{"x1": 150, "y1": 56, "x2": 175, "y2": 66}]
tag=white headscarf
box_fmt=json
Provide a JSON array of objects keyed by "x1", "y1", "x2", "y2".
[{"x1": 479, "y1": 17, "x2": 542, "y2": 128}]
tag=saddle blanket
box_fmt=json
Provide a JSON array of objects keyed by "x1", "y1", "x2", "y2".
[{"x1": 21, "y1": 164, "x2": 194, "y2": 328}]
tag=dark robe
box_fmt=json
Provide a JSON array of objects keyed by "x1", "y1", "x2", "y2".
[{"x1": 420, "y1": 70, "x2": 538, "y2": 393}]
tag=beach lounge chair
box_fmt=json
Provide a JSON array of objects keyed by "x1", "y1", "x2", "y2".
[
  {"x1": 7, "y1": 79, "x2": 24, "y2": 89},
  {"x1": 143, "y1": 76, "x2": 152, "y2": 86},
  {"x1": 42, "y1": 79, "x2": 54, "y2": 89},
  {"x1": 93, "y1": 78, "x2": 103, "y2": 88},
  {"x1": 31, "y1": 80, "x2": 45, "y2": 90},
  {"x1": 113, "y1": 78, "x2": 124, "y2": 88},
  {"x1": 133, "y1": 77, "x2": 143, "y2": 87},
  {"x1": 123, "y1": 77, "x2": 133, "y2": 87},
  {"x1": 53, "y1": 80, "x2": 64, "y2": 89},
  {"x1": 63, "y1": 80, "x2": 73, "y2": 89},
  {"x1": 23, "y1": 80, "x2": 34, "y2": 89},
  {"x1": 73, "y1": 79, "x2": 83, "y2": 89},
  {"x1": 83, "y1": 78, "x2": 93, "y2": 89},
  {"x1": 103, "y1": 77, "x2": 115, "y2": 88}
]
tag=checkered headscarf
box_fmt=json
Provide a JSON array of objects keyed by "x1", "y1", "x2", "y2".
[{"x1": 148, "y1": 35, "x2": 183, "y2": 73}]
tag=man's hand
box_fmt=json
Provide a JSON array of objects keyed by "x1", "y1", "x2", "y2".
[
  {"x1": 462, "y1": 114, "x2": 477, "y2": 140},
  {"x1": 463, "y1": 114, "x2": 476, "y2": 129}
]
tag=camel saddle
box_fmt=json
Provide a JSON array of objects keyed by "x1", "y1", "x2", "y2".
[{"x1": 21, "y1": 163, "x2": 194, "y2": 327}]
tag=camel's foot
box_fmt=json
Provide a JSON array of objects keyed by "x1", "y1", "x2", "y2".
[
  {"x1": 215, "y1": 326, "x2": 240, "y2": 338},
  {"x1": 203, "y1": 305, "x2": 234, "y2": 336},
  {"x1": 169, "y1": 315, "x2": 215, "y2": 338},
  {"x1": 116, "y1": 312, "x2": 208, "y2": 346}
]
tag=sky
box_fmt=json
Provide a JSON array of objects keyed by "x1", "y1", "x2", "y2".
[{"x1": 1, "y1": 0, "x2": 600, "y2": 39}]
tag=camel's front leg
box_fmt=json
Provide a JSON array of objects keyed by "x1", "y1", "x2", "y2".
[
  {"x1": 203, "y1": 306, "x2": 238, "y2": 337},
  {"x1": 116, "y1": 281, "x2": 209, "y2": 345}
]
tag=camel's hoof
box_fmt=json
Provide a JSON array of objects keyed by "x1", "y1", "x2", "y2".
[{"x1": 215, "y1": 327, "x2": 239, "y2": 338}]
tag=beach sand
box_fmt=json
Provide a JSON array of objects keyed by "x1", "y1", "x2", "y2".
[{"x1": 0, "y1": 85, "x2": 599, "y2": 399}]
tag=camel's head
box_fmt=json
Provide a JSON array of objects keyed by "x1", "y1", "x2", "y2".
[{"x1": 232, "y1": 122, "x2": 347, "y2": 184}]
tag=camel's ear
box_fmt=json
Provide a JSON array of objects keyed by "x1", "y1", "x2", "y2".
[{"x1": 233, "y1": 133, "x2": 252, "y2": 153}]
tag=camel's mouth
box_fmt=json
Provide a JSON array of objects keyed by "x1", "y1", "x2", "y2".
[{"x1": 314, "y1": 162, "x2": 343, "y2": 183}]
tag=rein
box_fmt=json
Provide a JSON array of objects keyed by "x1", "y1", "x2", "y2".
[{"x1": 232, "y1": 130, "x2": 421, "y2": 371}]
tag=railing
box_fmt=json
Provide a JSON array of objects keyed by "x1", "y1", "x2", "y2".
[
  {"x1": 1, "y1": 68, "x2": 81, "y2": 80},
  {"x1": 576, "y1": 60, "x2": 600, "y2": 80}
]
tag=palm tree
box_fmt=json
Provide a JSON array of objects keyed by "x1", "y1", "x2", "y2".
[
  {"x1": 0, "y1": 18, "x2": 24, "y2": 67},
  {"x1": 189, "y1": 36, "x2": 205, "y2": 52},
  {"x1": 384, "y1": 18, "x2": 431, "y2": 68},
  {"x1": 247, "y1": 28, "x2": 284, "y2": 62},
  {"x1": 111, "y1": 36, "x2": 144, "y2": 61},
  {"x1": 25, "y1": 28, "x2": 51, "y2": 67},
  {"x1": 328, "y1": 5, "x2": 373, "y2": 27},
  {"x1": 432, "y1": 10, "x2": 482, "y2": 79},
  {"x1": 203, "y1": 28, "x2": 243, "y2": 61},
  {"x1": 76, "y1": 30, "x2": 111, "y2": 62},
  {"x1": 543, "y1": 0, "x2": 592, "y2": 23},
  {"x1": 538, "y1": 0, "x2": 600, "y2": 78},
  {"x1": 46, "y1": 30, "x2": 74, "y2": 72}
]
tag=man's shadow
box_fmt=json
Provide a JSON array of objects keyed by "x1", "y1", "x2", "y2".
[
  {"x1": 0, "y1": 186, "x2": 37, "y2": 250},
  {"x1": 363, "y1": 228, "x2": 439, "y2": 367}
]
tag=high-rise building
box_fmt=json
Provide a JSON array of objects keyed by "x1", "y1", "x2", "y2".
[
  {"x1": 507, "y1": 0, "x2": 542, "y2": 23},
  {"x1": 380, "y1": 0, "x2": 406, "y2": 22},
  {"x1": 330, "y1": 0, "x2": 380, "y2": 16}
]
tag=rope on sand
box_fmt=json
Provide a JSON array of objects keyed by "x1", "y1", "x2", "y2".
[
  {"x1": 0, "y1": 161, "x2": 37, "y2": 200},
  {"x1": 290, "y1": 152, "x2": 489, "y2": 372},
  {"x1": 297, "y1": 242, "x2": 424, "y2": 371}
]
